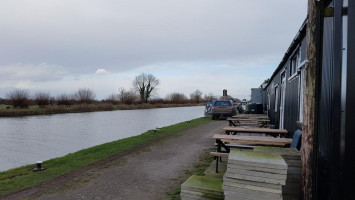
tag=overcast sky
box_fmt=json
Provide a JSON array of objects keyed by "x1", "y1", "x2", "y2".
[{"x1": 0, "y1": 0, "x2": 307, "y2": 100}]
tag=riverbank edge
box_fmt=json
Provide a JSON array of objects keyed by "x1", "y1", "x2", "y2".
[
  {"x1": 0, "y1": 103, "x2": 204, "y2": 118},
  {"x1": 0, "y1": 116, "x2": 211, "y2": 197}
]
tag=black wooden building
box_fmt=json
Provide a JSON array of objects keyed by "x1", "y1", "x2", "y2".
[
  {"x1": 314, "y1": 0, "x2": 354, "y2": 199},
  {"x1": 263, "y1": 0, "x2": 355, "y2": 199},
  {"x1": 263, "y1": 20, "x2": 307, "y2": 139}
]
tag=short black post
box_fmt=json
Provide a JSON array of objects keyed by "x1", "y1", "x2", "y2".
[
  {"x1": 33, "y1": 161, "x2": 45, "y2": 172},
  {"x1": 215, "y1": 156, "x2": 219, "y2": 173}
]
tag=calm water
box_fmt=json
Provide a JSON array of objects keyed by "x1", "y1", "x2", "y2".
[{"x1": 0, "y1": 106, "x2": 204, "y2": 171}]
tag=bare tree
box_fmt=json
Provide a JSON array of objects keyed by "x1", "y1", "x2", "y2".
[
  {"x1": 106, "y1": 93, "x2": 119, "y2": 104},
  {"x1": 6, "y1": 89, "x2": 30, "y2": 108},
  {"x1": 204, "y1": 93, "x2": 215, "y2": 102},
  {"x1": 73, "y1": 88, "x2": 96, "y2": 104},
  {"x1": 166, "y1": 92, "x2": 188, "y2": 104},
  {"x1": 132, "y1": 73, "x2": 159, "y2": 103},
  {"x1": 0, "y1": 97, "x2": 6, "y2": 105},
  {"x1": 56, "y1": 93, "x2": 73, "y2": 106},
  {"x1": 118, "y1": 88, "x2": 138, "y2": 104},
  {"x1": 190, "y1": 89, "x2": 203, "y2": 103},
  {"x1": 34, "y1": 92, "x2": 51, "y2": 107}
]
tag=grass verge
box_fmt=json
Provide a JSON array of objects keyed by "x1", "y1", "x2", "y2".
[
  {"x1": 0, "y1": 116, "x2": 211, "y2": 197},
  {"x1": 168, "y1": 148, "x2": 215, "y2": 200},
  {"x1": 0, "y1": 103, "x2": 203, "y2": 117}
]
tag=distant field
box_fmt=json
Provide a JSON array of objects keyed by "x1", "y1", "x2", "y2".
[{"x1": 0, "y1": 103, "x2": 203, "y2": 117}]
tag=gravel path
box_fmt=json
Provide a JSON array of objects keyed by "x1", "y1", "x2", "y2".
[{"x1": 6, "y1": 120, "x2": 226, "y2": 200}]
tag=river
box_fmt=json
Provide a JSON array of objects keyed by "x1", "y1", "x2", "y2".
[{"x1": 0, "y1": 106, "x2": 204, "y2": 171}]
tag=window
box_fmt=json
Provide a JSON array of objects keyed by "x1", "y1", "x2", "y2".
[
  {"x1": 298, "y1": 69, "x2": 305, "y2": 122},
  {"x1": 268, "y1": 93, "x2": 271, "y2": 111},
  {"x1": 274, "y1": 85, "x2": 279, "y2": 112},
  {"x1": 290, "y1": 50, "x2": 300, "y2": 77},
  {"x1": 214, "y1": 101, "x2": 231, "y2": 106}
]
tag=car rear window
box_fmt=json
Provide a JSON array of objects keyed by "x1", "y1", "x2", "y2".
[{"x1": 214, "y1": 101, "x2": 232, "y2": 106}]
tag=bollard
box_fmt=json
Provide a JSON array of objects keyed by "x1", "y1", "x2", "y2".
[{"x1": 33, "y1": 161, "x2": 45, "y2": 172}]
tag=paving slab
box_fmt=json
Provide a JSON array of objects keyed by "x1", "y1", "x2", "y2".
[
  {"x1": 223, "y1": 181, "x2": 281, "y2": 194},
  {"x1": 227, "y1": 162, "x2": 287, "y2": 174},
  {"x1": 226, "y1": 168, "x2": 287, "y2": 180},
  {"x1": 181, "y1": 190, "x2": 223, "y2": 200},
  {"x1": 181, "y1": 175, "x2": 223, "y2": 196},
  {"x1": 224, "y1": 171, "x2": 286, "y2": 185},
  {"x1": 223, "y1": 187, "x2": 282, "y2": 199},
  {"x1": 223, "y1": 176, "x2": 281, "y2": 190},
  {"x1": 228, "y1": 149, "x2": 287, "y2": 170}
]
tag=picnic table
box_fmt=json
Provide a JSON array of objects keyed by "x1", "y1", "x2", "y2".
[
  {"x1": 231, "y1": 114, "x2": 269, "y2": 119},
  {"x1": 223, "y1": 126, "x2": 288, "y2": 137},
  {"x1": 226, "y1": 118, "x2": 270, "y2": 127},
  {"x1": 212, "y1": 134, "x2": 292, "y2": 153},
  {"x1": 210, "y1": 134, "x2": 293, "y2": 173}
]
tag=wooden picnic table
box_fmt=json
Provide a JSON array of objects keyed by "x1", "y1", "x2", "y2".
[
  {"x1": 226, "y1": 118, "x2": 270, "y2": 127},
  {"x1": 231, "y1": 114, "x2": 269, "y2": 119},
  {"x1": 211, "y1": 134, "x2": 293, "y2": 173},
  {"x1": 212, "y1": 134, "x2": 292, "y2": 153},
  {"x1": 223, "y1": 126, "x2": 288, "y2": 137}
]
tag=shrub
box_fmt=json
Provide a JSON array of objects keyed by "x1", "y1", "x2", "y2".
[
  {"x1": 56, "y1": 94, "x2": 74, "y2": 106},
  {"x1": 74, "y1": 88, "x2": 96, "y2": 104},
  {"x1": 166, "y1": 93, "x2": 188, "y2": 104},
  {"x1": 6, "y1": 89, "x2": 30, "y2": 108},
  {"x1": 34, "y1": 92, "x2": 51, "y2": 108},
  {"x1": 118, "y1": 88, "x2": 138, "y2": 105}
]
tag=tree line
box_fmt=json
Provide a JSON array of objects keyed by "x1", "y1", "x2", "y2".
[{"x1": 1, "y1": 73, "x2": 218, "y2": 108}]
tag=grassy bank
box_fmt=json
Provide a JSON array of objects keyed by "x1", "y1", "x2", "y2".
[
  {"x1": 0, "y1": 117, "x2": 211, "y2": 197},
  {"x1": 0, "y1": 103, "x2": 203, "y2": 117}
]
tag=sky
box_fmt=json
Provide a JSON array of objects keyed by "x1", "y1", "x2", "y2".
[{"x1": 0, "y1": 0, "x2": 308, "y2": 100}]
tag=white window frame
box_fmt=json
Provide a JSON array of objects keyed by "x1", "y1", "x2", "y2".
[
  {"x1": 268, "y1": 92, "x2": 271, "y2": 111},
  {"x1": 297, "y1": 60, "x2": 308, "y2": 123},
  {"x1": 274, "y1": 84, "x2": 279, "y2": 112},
  {"x1": 289, "y1": 48, "x2": 301, "y2": 81}
]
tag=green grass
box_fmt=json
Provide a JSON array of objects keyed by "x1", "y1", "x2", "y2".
[{"x1": 0, "y1": 117, "x2": 212, "y2": 197}]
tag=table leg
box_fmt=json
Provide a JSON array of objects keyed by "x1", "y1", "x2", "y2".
[{"x1": 216, "y1": 139, "x2": 230, "y2": 153}]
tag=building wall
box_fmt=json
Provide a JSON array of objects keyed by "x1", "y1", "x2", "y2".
[
  {"x1": 264, "y1": 35, "x2": 306, "y2": 138},
  {"x1": 266, "y1": 72, "x2": 281, "y2": 128},
  {"x1": 284, "y1": 75, "x2": 300, "y2": 137},
  {"x1": 250, "y1": 88, "x2": 263, "y2": 104}
]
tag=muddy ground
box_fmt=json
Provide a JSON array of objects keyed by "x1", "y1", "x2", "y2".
[{"x1": 5, "y1": 120, "x2": 226, "y2": 200}]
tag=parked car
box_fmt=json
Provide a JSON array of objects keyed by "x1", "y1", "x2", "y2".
[
  {"x1": 245, "y1": 103, "x2": 264, "y2": 114},
  {"x1": 204, "y1": 102, "x2": 213, "y2": 116},
  {"x1": 211, "y1": 100, "x2": 236, "y2": 120}
]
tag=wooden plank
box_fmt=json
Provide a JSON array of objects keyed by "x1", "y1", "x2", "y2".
[
  {"x1": 212, "y1": 134, "x2": 292, "y2": 147},
  {"x1": 227, "y1": 118, "x2": 270, "y2": 122},
  {"x1": 223, "y1": 126, "x2": 288, "y2": 134},
  {"x1": 234, "y1": 115, "x2": 269, "y2": 119}
]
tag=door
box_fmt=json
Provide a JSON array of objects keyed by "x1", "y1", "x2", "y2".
[{"x1": 279, "y1": 73, "x2": 286, "y2": 129}]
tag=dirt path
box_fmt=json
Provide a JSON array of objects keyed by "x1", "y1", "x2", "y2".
[{"x1": 6, "y1": 120, "x2": 226, "y2": 200}]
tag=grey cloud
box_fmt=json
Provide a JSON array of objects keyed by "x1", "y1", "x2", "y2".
[
  {"x1": 0, "y1": 63, "x2": 67, "y2": 82},
  {"x1": 0, "y1": 0, "x2": 307, "y2": 74}
]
